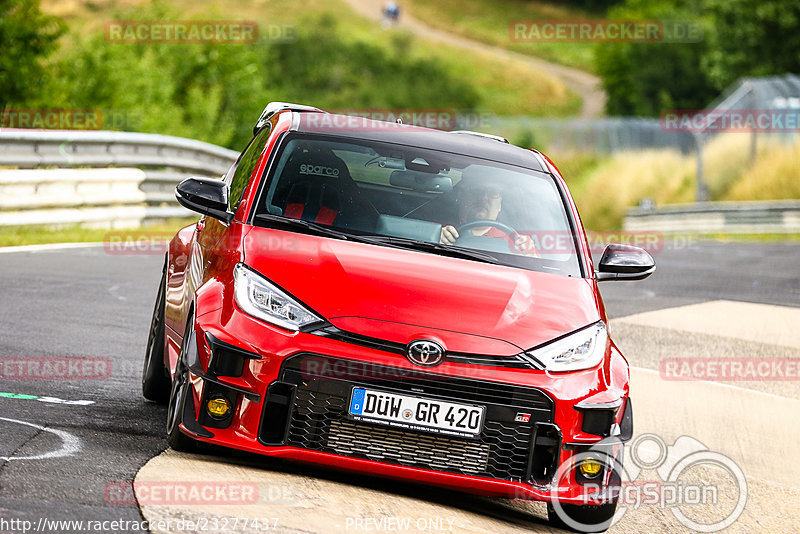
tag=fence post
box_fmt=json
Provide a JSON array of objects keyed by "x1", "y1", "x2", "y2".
[{"x1": 694, "y1": 133, "x2": 707, "y2": 202}]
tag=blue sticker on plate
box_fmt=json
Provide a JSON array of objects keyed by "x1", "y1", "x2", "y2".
[{"x1": 350, "y1": 388, "x2": 365, "y2": 415}]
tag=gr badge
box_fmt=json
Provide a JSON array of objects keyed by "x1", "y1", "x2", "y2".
[{"x1": 514, "y1": 412, "x2": 531, "y2": 423}]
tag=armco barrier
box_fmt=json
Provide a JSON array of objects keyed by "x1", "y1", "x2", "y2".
[
  {"x1": 0, "y1": 130, "x2": 238, "y2": 227},
  {"x1": 0, "y1": 168, "x2": 190, "y2": 227},
  {"x1": 624, "y1": 200, "x2": 800, "y2": 234}
]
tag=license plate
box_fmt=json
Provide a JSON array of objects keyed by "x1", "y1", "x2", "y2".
[{"x1": 348, "y1": 387, "x2": 485, "y2": 438}]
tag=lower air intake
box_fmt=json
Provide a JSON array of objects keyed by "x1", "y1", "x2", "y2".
[{"x1": 326, "y1": 419, "x2": 490, "y2": 474}]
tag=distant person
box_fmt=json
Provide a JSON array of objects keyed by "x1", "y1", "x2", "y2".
[{"x1": 382, "y1": 1, "x2": 400, "y2": 27}]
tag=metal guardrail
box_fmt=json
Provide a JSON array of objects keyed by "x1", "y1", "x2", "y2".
[
  {"x1": 0, "y1": 130, "x2": 238, "y2": 227},
  {"x1": 624, "y1": 201, "x2": 800, "y2": 234},
  {"x1": 0, "y1": 129, "x2": 237, "y2": 175}
]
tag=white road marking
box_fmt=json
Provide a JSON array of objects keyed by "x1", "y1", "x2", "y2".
[
  {"x1": 0, "y1": 392, "x2": 95, "y2": 405},
  {"x1": 630, "y1": 367, "x2": 800, "y2": 488},
  {"x1": 616, "y1": 299, "x2": 800, "y2": 349},
  {"x1": 108, "y1": 284, "x2": 128, "y2": 301},
  {"x1": 630, "y1": 366, "x2": 800, "y2": 404},
  {"x1": 0, "y1": 417, "x2": 82, "y2": 461},
  {"x1": 0, "y1": 242, "x2": 104, "y2": 254}
]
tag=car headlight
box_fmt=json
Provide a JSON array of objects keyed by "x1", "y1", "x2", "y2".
[
  {"x1": 524, "y1": 322, "x2": 608, "y2": 372},
  {"x1": 233, "y1": 263, "x2": 323, "y2": 331}
]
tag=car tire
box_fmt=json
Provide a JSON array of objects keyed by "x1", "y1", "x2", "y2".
[
  {"x1": 166, "y1": 312, "x2": 198, "y2": 452},
  {"x1": 546, "y1": 500, "x2": 618, "y2": 533},
  {"x1": 142, "y1": 261, "x2": 170, "y2": 403}
]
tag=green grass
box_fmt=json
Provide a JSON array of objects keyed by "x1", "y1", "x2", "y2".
[
  {"x1": 559, "y1": 136, "x2": 800, "y2": 231},
  {"x1": 0, "y1": 218, "x2": 197, "y2": 247},
  {"x1": 39, "y1": 0, "x2": 581, "y2": 145},
  {"x1": 403, "y1": 0, "x2": 598, "y2": 71}
]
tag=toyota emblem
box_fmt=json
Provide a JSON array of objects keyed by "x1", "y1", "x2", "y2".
[{"x1": 406, "y1": 340, "x2": 445, "y2": 367}]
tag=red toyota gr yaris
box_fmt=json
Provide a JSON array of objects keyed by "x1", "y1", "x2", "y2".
[{"x1": 143, "y1": 102, "x2": 654, "y2": 532}]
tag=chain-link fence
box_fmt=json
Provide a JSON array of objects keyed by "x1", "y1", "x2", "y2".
[
  {"x1": 485, "y1": 74, "x2": 800, "y2": 163},
  {"x1": 490, "y1": 116, "x2": 696, "y2": 154},
  {"x1": 688, "y1": 74, "x2": 800, "y2": 200}
]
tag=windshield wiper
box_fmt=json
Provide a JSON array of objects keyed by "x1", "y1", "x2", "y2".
[
  {"x1": 254, "y1": 214, "x2": 405, "y2": 249},
  {"x1": 254, "y1": 215, "x2": 498, "y2": 264},
  {"x1": 365, "y1": 235, "x2": 499, "y2": 264},
  {"x1": 255, "y1": 214, "x2": 352, "y2": 240}
]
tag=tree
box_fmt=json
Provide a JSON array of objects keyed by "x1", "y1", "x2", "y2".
[
  {"x1": 702, "y1": 0, "x2": 800, "y2": 90},
  {"x1": 0, "y1": 0, "x2": 65, "y2": 109},
  {"x1": 596, "y1": 0, "x2": 800, "y2": 115},
  {"x1": 595, "y1": 0, "x2": 717, "y2": 116}
]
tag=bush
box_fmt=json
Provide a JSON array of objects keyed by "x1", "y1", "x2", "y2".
[
  {"x1": 0, "y1": 0, "x2": 65, "y2": 109},
  {"x1": 44, "y1": 7, "x2": 481, "y2": 150}
]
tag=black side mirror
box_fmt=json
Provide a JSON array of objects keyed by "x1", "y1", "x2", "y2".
[
  {"x1": 596, "y1": 243, "x2": 656, "y2": 281},
  {"x1": 175, "y1": 177, "x2": 233, "y2": 224}
]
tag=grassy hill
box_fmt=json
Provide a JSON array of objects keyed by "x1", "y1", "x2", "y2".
[
  {"x1": 36, "y1": 0, "x2": 580, "y2": 151},
  {"x1": 402, "y1": 0, "x2": 597, "y2": 71}
]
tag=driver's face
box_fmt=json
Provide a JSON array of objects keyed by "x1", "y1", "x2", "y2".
[{"x1": 457, "y1": 184, "x2": 502, "y2": 223}]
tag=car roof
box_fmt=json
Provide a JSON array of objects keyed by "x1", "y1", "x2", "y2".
[{"x1": 289, "y1": 112, "x2": 548, "y2": 172}]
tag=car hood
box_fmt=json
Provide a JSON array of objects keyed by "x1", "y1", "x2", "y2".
[{"x1": 244, "y1": 228, "x2": 601, "y2": 355}]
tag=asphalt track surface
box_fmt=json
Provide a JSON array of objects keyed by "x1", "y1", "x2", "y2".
[{"x1": 0, "y1": 239, "x2": 798, "y2": 533}]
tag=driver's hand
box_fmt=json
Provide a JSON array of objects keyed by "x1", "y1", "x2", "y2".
[
  {"x1": 514, "y1": 234, "x2": 538, "y2": 255},
  {"x1": 440, "y1": 225, "x2": 459, "y2": 245}
]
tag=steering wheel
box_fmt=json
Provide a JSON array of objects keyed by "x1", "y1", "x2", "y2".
[{"x1": 455, "y1": 219, "x2": 519, "y2": 242}]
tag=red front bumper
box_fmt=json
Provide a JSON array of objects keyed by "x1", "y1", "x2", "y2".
[{"x1": 174, "y1": 305, "x2": 629, "y2": 506}]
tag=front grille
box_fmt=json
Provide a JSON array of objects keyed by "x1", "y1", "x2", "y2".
[
  {"x1": 264, "y1": 354, "x2": 556, "y2": 482},
  {"x1": 282, "y1": 354, "x2": 553, "y2": 412},
  {"x1": 309, "y1": 324, "x2": 543, "y2": 370},
  {"x1": 446, "y1": 353, "x2": 543, "y2": 370},
  {"x1": 327, "y1": 420, "x2": 491, "y2": 474}
]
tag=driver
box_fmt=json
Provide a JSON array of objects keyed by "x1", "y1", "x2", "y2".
[{"x1": 439, "y1": 179, "x2": 537, "y2": 255}]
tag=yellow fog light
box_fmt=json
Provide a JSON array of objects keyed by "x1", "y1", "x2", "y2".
[
  {"x1": 206, "y1": 396, "x2": 232, "y2": 419},
  {"x1": 578, "y1": 457, "x2": 604, "y2": 479}
]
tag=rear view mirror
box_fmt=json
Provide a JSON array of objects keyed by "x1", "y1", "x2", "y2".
[
  {"x1": 390, "y1": 170, "x2": 453, "y2": 193},
  {"x1": 596, "y1": 243, "x2": 655, "y2": 281},
  {"x1": 175, "y1": 177, "x2": 233, "y2": 224}
]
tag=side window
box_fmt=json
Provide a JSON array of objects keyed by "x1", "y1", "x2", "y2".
[{"x1": 229, "y1": 124, "x2": 272, "y2": 210}]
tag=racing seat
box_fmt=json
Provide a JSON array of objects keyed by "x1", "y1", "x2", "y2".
[{"x1": 275, "y1": 146, "x2": 378, "y2": 231}]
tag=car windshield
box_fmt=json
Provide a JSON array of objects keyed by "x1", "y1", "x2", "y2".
[{"x1": 255, "y1": 134, "x2": 582, "y2": 277}]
